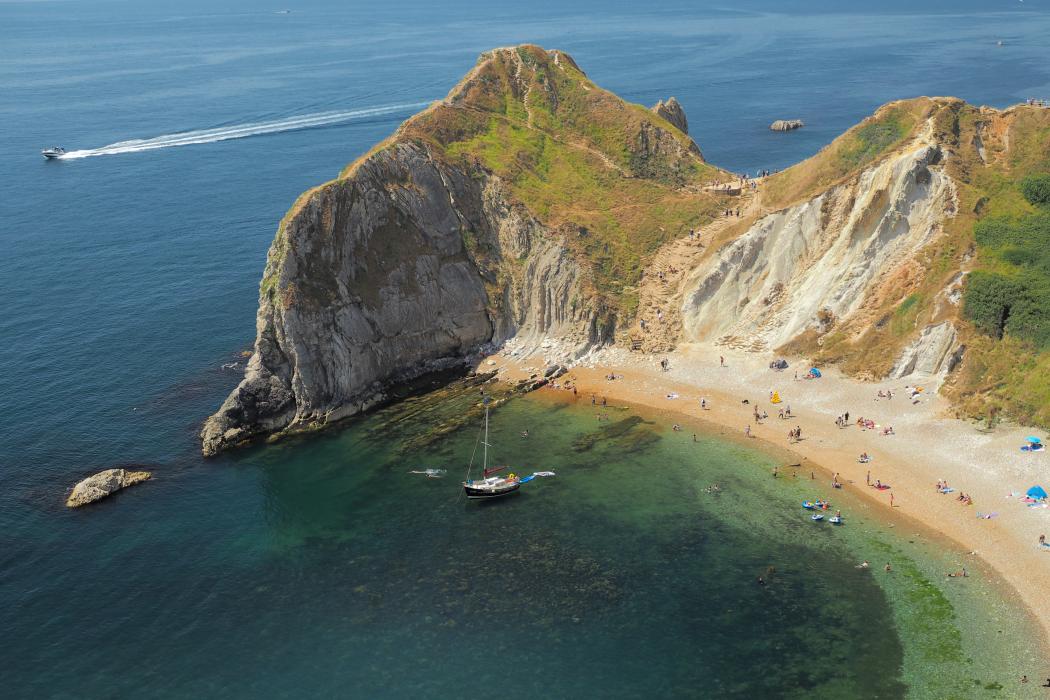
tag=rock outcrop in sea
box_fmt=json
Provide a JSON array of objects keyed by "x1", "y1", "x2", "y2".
[
  {"x1": 66, "y1": 468, "x2": 151, "y2": 508},
  {"x1": 770, "y1": 119, "x2": 804, "y2": 131}
]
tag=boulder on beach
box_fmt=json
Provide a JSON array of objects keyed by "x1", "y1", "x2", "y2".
[
  {"x1": 770, "y1": 119, "x2": 804, "y2": 131},
  {"x1": 66, "y1": 468, "x2": 151, "y2": 508}
]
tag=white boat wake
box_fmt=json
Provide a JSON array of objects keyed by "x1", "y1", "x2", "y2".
[{"x1": 57, "y1": 102, "x2": 430, "y2": 159}]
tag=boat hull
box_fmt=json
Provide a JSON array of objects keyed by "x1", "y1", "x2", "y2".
[{"x1": 463, "y1": 482, "x2": 521, "y2": 499}]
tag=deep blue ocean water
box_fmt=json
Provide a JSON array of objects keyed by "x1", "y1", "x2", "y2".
[{"x1": 2, "y1": 1, "x2": 1049, "y2": 697}]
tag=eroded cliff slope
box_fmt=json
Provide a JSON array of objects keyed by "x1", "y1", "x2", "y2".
[{"x1": 205, "y1": 49, "x2": 1050, "y2": 455}]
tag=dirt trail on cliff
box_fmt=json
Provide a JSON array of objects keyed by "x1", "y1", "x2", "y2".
[{"x1": 629, "y1": 181, "x2": 765, "y2": 353}]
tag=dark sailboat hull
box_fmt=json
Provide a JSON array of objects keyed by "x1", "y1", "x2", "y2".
[{"x1": 463, "y1": 482, "x2": 521, "y2": 500}]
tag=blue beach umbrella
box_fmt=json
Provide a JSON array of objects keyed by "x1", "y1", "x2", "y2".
[
  {"x1": 1027, "y1": 485, "x2": 1048, "y2": 500},
  {"x1": 1026, "y1": 436, "x2": 1041, "y2": 444}
]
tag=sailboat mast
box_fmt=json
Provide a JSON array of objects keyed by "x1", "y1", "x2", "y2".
[{"x1": 483, "y1": 404, "x2": 489, "y2": 473}]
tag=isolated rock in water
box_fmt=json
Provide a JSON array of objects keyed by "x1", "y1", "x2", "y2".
[
  {"x1": 66, "y1": 468, "x2": 151, "y2": 508},
  {"x1": 770, "y1": 119, "x2": 804, "y2": 131},
  {"x1": 651, "y1": 97, "x2": 689, "y2": 135}
]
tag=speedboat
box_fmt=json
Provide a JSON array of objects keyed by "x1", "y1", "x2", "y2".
[
  {"x1": 42, "y1": 147, "x2": 66, "y2": 159},
  {"x1": 829, "y1": 515, "x2": 843, "y2": 524},
  {"x1": 811, "y1": 513, "x2": 824, "y2": 522}
]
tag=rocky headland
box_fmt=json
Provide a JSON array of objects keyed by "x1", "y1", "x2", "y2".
[{"x1": 204, "y1": 45, "x2": 1050, "y2": 455}]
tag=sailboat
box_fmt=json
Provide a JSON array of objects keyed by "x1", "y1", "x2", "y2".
[{"x1": 462, "y1": 399, "x2": 521, "y2": 500}]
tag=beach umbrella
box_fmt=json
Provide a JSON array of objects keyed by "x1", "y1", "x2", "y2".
[
  {"x1": 1026, "y1": 485, "x2": 1048, "y2": 500},
  {"x1": 1026, "y1": 436, "x2": 1042, "y2": 444},
  {"x1": 809, "y1": 368, "x2": 821, "y2": 378}
]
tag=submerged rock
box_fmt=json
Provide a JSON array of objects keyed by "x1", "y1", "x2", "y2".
[
  {"x1": 770, "y1": 119, "x2": 804, "y2": 131},
  {"x1": 66, "y1": 468, "x2": 151, "y2": 508}
]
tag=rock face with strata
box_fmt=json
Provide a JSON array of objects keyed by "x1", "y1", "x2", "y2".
[
  {"x1": 201, "y1": 144, "x2": 598, "y2": 456},
  {"x1": 66, "y1": 469, "x2": 151, "y2": 508},
  {"x1": 889, "y1": 321, "x2": 958, "y2": 379},
  {"x1": 651, "y1": 97, "x2": 689, "y2": 135},
  {"x1": 202, "y1": 46, "x2": 708, "y2": 455},
  {"x1": 681, "y1": 142, "x2": 955, "y2": 352}
]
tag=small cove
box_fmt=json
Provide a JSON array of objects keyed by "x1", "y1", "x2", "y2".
[{"x1": 7, "y1": 383, "x2": 1040, "y2": 698}]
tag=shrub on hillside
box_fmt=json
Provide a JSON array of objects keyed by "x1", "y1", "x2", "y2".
[
  {"x1": 964, "y1": 272, "x2": 1022, "y2": 339},
  {"x1": 1021, "y1": 174, "x2": 1050, "y2": 206}
]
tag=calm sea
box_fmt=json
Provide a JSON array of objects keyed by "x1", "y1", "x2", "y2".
[{"x1": 2, "y1": 1, "x2": 1048, "y2": 696}]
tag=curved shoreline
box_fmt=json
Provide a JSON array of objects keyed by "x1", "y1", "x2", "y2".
[{"x1": 483, "y1": 343, "x2": 1050, "y2": 659}]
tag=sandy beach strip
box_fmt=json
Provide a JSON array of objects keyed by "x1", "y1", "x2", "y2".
[{"x1": 481, "y1": 342, "x2": 1050, "y2": 649}]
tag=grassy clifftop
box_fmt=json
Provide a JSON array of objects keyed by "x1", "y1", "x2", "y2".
[
  {"x1": 762, "y1": 98, "x2": 931, "y2": 210},
  {"x1": 397, "y1": 45, "x2": 729, "y2": 315}
]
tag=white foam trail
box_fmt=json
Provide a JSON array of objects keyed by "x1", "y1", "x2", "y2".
[{"x1": 58, "y1": 102, "x2": 430, "y2": 159}]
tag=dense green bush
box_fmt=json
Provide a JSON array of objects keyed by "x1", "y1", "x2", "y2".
[
  {"x1": 964, "y1": 271, "x2": 1050, "y2": 348},
  {"x1": 965, "y1": 208, "x2": 1050, "y2": 348},
  {"x1": 964, "y1": 272, "x2": 1022, "y2": 339},
  {"x1": 1021, "y1": 174, "x2": 1050, "y2": 206}
]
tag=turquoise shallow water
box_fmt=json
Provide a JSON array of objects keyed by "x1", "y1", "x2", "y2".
[
  {"x1": 4, "y1": 1, "x2": 1050, "y2": 697},
  {"x1": 6, "y1": 385, "x2": 1040, "y2": 697}
]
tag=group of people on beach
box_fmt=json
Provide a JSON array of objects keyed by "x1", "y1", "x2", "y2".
[
  {"x1": 1025, "y1": 97, "x2": 1050, "y2": 107},
  {"x1": 936, "y1": 480, "x2": 973, "y2": 505}
]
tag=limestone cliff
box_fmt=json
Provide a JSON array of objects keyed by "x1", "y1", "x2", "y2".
[
  {"x1": 202, "y1": 46, "x2": 725, "y2": 455},
  {"x1": 204, "y1": 49, "x2": 1050, "y2": 453}
]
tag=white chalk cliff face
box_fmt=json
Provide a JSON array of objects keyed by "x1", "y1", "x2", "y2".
[{"x1": 681, "y1": 141, "x2": 956, "y2": 358}]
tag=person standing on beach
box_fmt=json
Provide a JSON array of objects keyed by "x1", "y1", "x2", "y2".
[
  {"x1": 866, "y1": 470, "x2": 870, "y2": 486},
  {"x1": 720, "y1": 355, "x2": 725, "y2": 367},
  {"x1": 1040, "y1": 534, "x2": 1046, "y2": 547},
  {"x1": 745, "y1": 424, "x2": 751, "y2": 437},
  {"x1": 890, "y1": 492, "x2": 895, "y2": 507}
]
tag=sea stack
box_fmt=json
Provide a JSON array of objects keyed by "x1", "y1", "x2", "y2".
[
  {"x1": 770, "y1": 119, "x2": 804, "y2": 131},
  {"x1": 66, "y1": 468, "x2": 151, "y2": 508}
]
